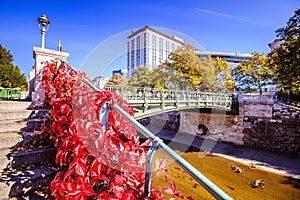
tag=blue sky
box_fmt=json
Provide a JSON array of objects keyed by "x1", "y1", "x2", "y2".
[{"x1": 0, "y1": 0, "x2": 298, "y2": 78}]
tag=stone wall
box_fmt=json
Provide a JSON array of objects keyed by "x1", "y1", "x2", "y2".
[
  {"x1": 138, "y1": 111, "x2": 181, "y2": 132},
  {"x1": 243, "y1": 103, "x2": 300, "y2": 156},
  {"x1": 178, "y1": 111, "x2": 244, "y2": 145},
  {"x1": 178, "y1": 95, "x2": 300, "y2": 156}
]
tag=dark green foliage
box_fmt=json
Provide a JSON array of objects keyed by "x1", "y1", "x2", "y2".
[
  {"x1": 0, "y1": 45, "x2": 28, "y2": 91},
  {"x1": 268, "y1": 8, "x2": 300, "y2": 94}
]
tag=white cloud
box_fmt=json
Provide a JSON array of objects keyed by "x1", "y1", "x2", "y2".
[{"x1": 195, "y1": 8, "x2": 259, "y2": 24}]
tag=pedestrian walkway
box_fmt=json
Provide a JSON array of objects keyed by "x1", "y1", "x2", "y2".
[{"x1": 151, "y1": 129, "x2": 300, "y2": 180}]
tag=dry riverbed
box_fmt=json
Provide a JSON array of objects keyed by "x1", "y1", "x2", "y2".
[{"x1": 151, "y1": 147, "x2": 300, "y2": 200}]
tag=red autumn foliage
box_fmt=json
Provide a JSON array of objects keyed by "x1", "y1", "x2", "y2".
[{"x1": 40, "y1": 60, "x2": 193, "y2": 199}]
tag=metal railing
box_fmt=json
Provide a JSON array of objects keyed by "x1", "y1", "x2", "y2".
[
  {"x1": 60, "y1": 61, "x2": 233, "y2": 199},
  {"x1": 273, "y1": 95, "x2": 300, "y2": 109}
]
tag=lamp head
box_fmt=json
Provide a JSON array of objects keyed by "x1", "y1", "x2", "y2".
[{"x1": 37, "y1": 14, "x2": 50, "y2": 27}]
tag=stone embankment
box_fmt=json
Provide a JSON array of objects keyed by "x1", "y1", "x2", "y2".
[{"x1": 243, "y1": 102, "x2": 300, "y2": 157}]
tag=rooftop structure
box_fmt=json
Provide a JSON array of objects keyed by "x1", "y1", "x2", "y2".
[{"x1": 195, "y1": 51, "x2": 251, "y2": 65}]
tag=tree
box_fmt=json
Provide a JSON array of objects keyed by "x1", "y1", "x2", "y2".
[
  {"x1": 268, "y1": 8, "x2": 300, "y2": 93},
  {"x1": 128, "y1": 66, "x2": 152, "y2": 87},
  {"x1": 150, "y1": 65, "x2": 172, "y2": 89},
  {"x1": 233, "y1": 52, "x2": 272, "y2": 94},
  {"x1": 0, "y1": 45, "x2": 28, "y2": 91},
  {"x1": 161, "y1": 44, "x2": 216, "y2": 91},
  {"x1": 106, "y1": 73, "x2": 128, "y2": 86},
  {"x1": 214, "y1": 57, "x2": 234, "y2": 92}
]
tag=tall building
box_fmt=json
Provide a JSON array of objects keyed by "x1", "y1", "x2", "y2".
[{"x1": 127, "y1": 26, "x2": 184, "y2": 77}]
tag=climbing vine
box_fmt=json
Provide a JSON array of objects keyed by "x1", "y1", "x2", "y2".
[{"x1": 40, "y1": 60, "x2": 194, "y2": 199}]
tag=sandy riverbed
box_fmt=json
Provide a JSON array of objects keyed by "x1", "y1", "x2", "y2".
[{"x1": 151, "y1": 148, "x2": 300, "y2": 200}]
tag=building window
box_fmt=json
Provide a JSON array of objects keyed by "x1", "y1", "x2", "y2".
[
  {"x1": 171, "y1": 43, "x2": 175, "y2": 51},
  {"x1": 136, "y1": 49, "x2": 140, "y2": 67},
  {"x1": 131, "y1": 39, "x2": 135, "y2": 50},
  {"x1": 166, "y1": 40, "x2": 170, "y2": 58},
  {"x1": 136, "y1": 36, "x2": 140, "y2": 49},
  {"x1": 130, "y1": 39, "x2": 135, "y2": 71},
  {"x1": 152, "y1": 35, "x2": 157, "y2": 68},
  {"x1": 127, "y1": 41, "x2": 130, "y2": 73},
  {"x1": 159, "y1": 38, "x2": 163, "y2": 63},
  {"x1": 136, "y1": 36, "x2": 141, "y2": 67}
]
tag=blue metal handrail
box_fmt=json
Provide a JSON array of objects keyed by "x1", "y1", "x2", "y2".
[{"x1": 60, "y1": 60, "x2": 232, "y2": 199}]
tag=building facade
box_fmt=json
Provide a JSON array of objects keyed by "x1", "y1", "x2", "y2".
[
  {"x1": 127, "y1": 26, "x2": 183, "y2": 77},
  {"x1": 195, "y1": 51, "x2": 251, "y2": 66}
]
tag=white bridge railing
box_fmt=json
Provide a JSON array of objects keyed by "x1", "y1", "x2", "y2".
[{"x1": 105, "y1": 85, "x2": 239, "y2": 119}]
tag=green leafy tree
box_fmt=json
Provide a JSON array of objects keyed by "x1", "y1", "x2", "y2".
[
  {"x1": 268, "y1": 8, "x2": 300, "y2": 93},
  {"x1": 161, "y1": 44, "x2": 216, "y2": 91},
  {"x1": 150, "y1": 65, "x2": 172, "y2": 89},
  {"x1": 128, "y1": 66, "x2": 152, "y2": 87},
  {"x1": 214, "y1": 57, "x2": 234, "y2": 92},
  {"x1": 198, "y1": 56, "x2": 216, "y2": 91},
  {"x1": 0, "y1": 45, "x2": 28, "y2": 91},
  {"x1": 233, "y1": 52, "x2": 272, "y2": 94},
  {"x1": 106, "y1": 73, "x2": 128, "y2": 86}
]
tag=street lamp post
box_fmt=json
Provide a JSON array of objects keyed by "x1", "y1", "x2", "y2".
[{"x1": 37, "y1": 14, "x2": 50, "y2": 48}]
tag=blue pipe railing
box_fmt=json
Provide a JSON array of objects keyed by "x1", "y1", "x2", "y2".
[{"x1": 60, "y1": 60, "x2": 232, "y2": 199}]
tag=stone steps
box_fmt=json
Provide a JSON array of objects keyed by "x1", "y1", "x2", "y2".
[
  {"x1": 0, "y1": 100, "x2": 56, "y2": 199},
  {"x1": 0, "y1": 147, "x2": 56, "y2": 170},
  {"x1": 0, "y1": 165, "x2": 58, "y2": 198},
  {"x1": 0, "y1": 109, "x2": 33, "y2": 121},
  {"x1": 0, "y1": 131, "x2": 23, "y2": 149},
  {"x1": 0, "y1": 119, "x2": 27, "y2": 133},
  {"x1": 0, "y1": 109, "x2": 49, "y2": 121},
  {"x1": 0, "y1": 131, "x2": 44, "y2": 150},
  {"x1": 0, "y1": 100, "x2": 31, "y2": 110},
  {"x1": 0, "y1": 118, "x2": 49, "y2": 133}
]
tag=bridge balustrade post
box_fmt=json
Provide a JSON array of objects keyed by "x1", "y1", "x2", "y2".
[
  {"x1": 143, "y1": 87, "x2": 149, "y2": 113},
  {"x1": 161, "y1": 88, "x2": 165, "y2": 110},
  {"x1": 121, "y1": 86, "x2": 125, "y2": 100},
  {"x1": 175, "y1": 90, "x2": 179, "y2": 108},
  {"x1": 185, "y1": 90, "x2": 189, "y2": 107}
]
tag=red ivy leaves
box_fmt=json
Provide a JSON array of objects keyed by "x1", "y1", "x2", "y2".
[
  {"x1": 163, "y1": 179, "x2": 184, "y2": 199},
  {"x1": 40, "y1": 60, "x2": 193, "y2": 199}
]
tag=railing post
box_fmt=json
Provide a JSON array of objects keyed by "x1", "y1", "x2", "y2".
[{"x1": 144, "y1": 137, "x2": 162, "y2": 197}]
